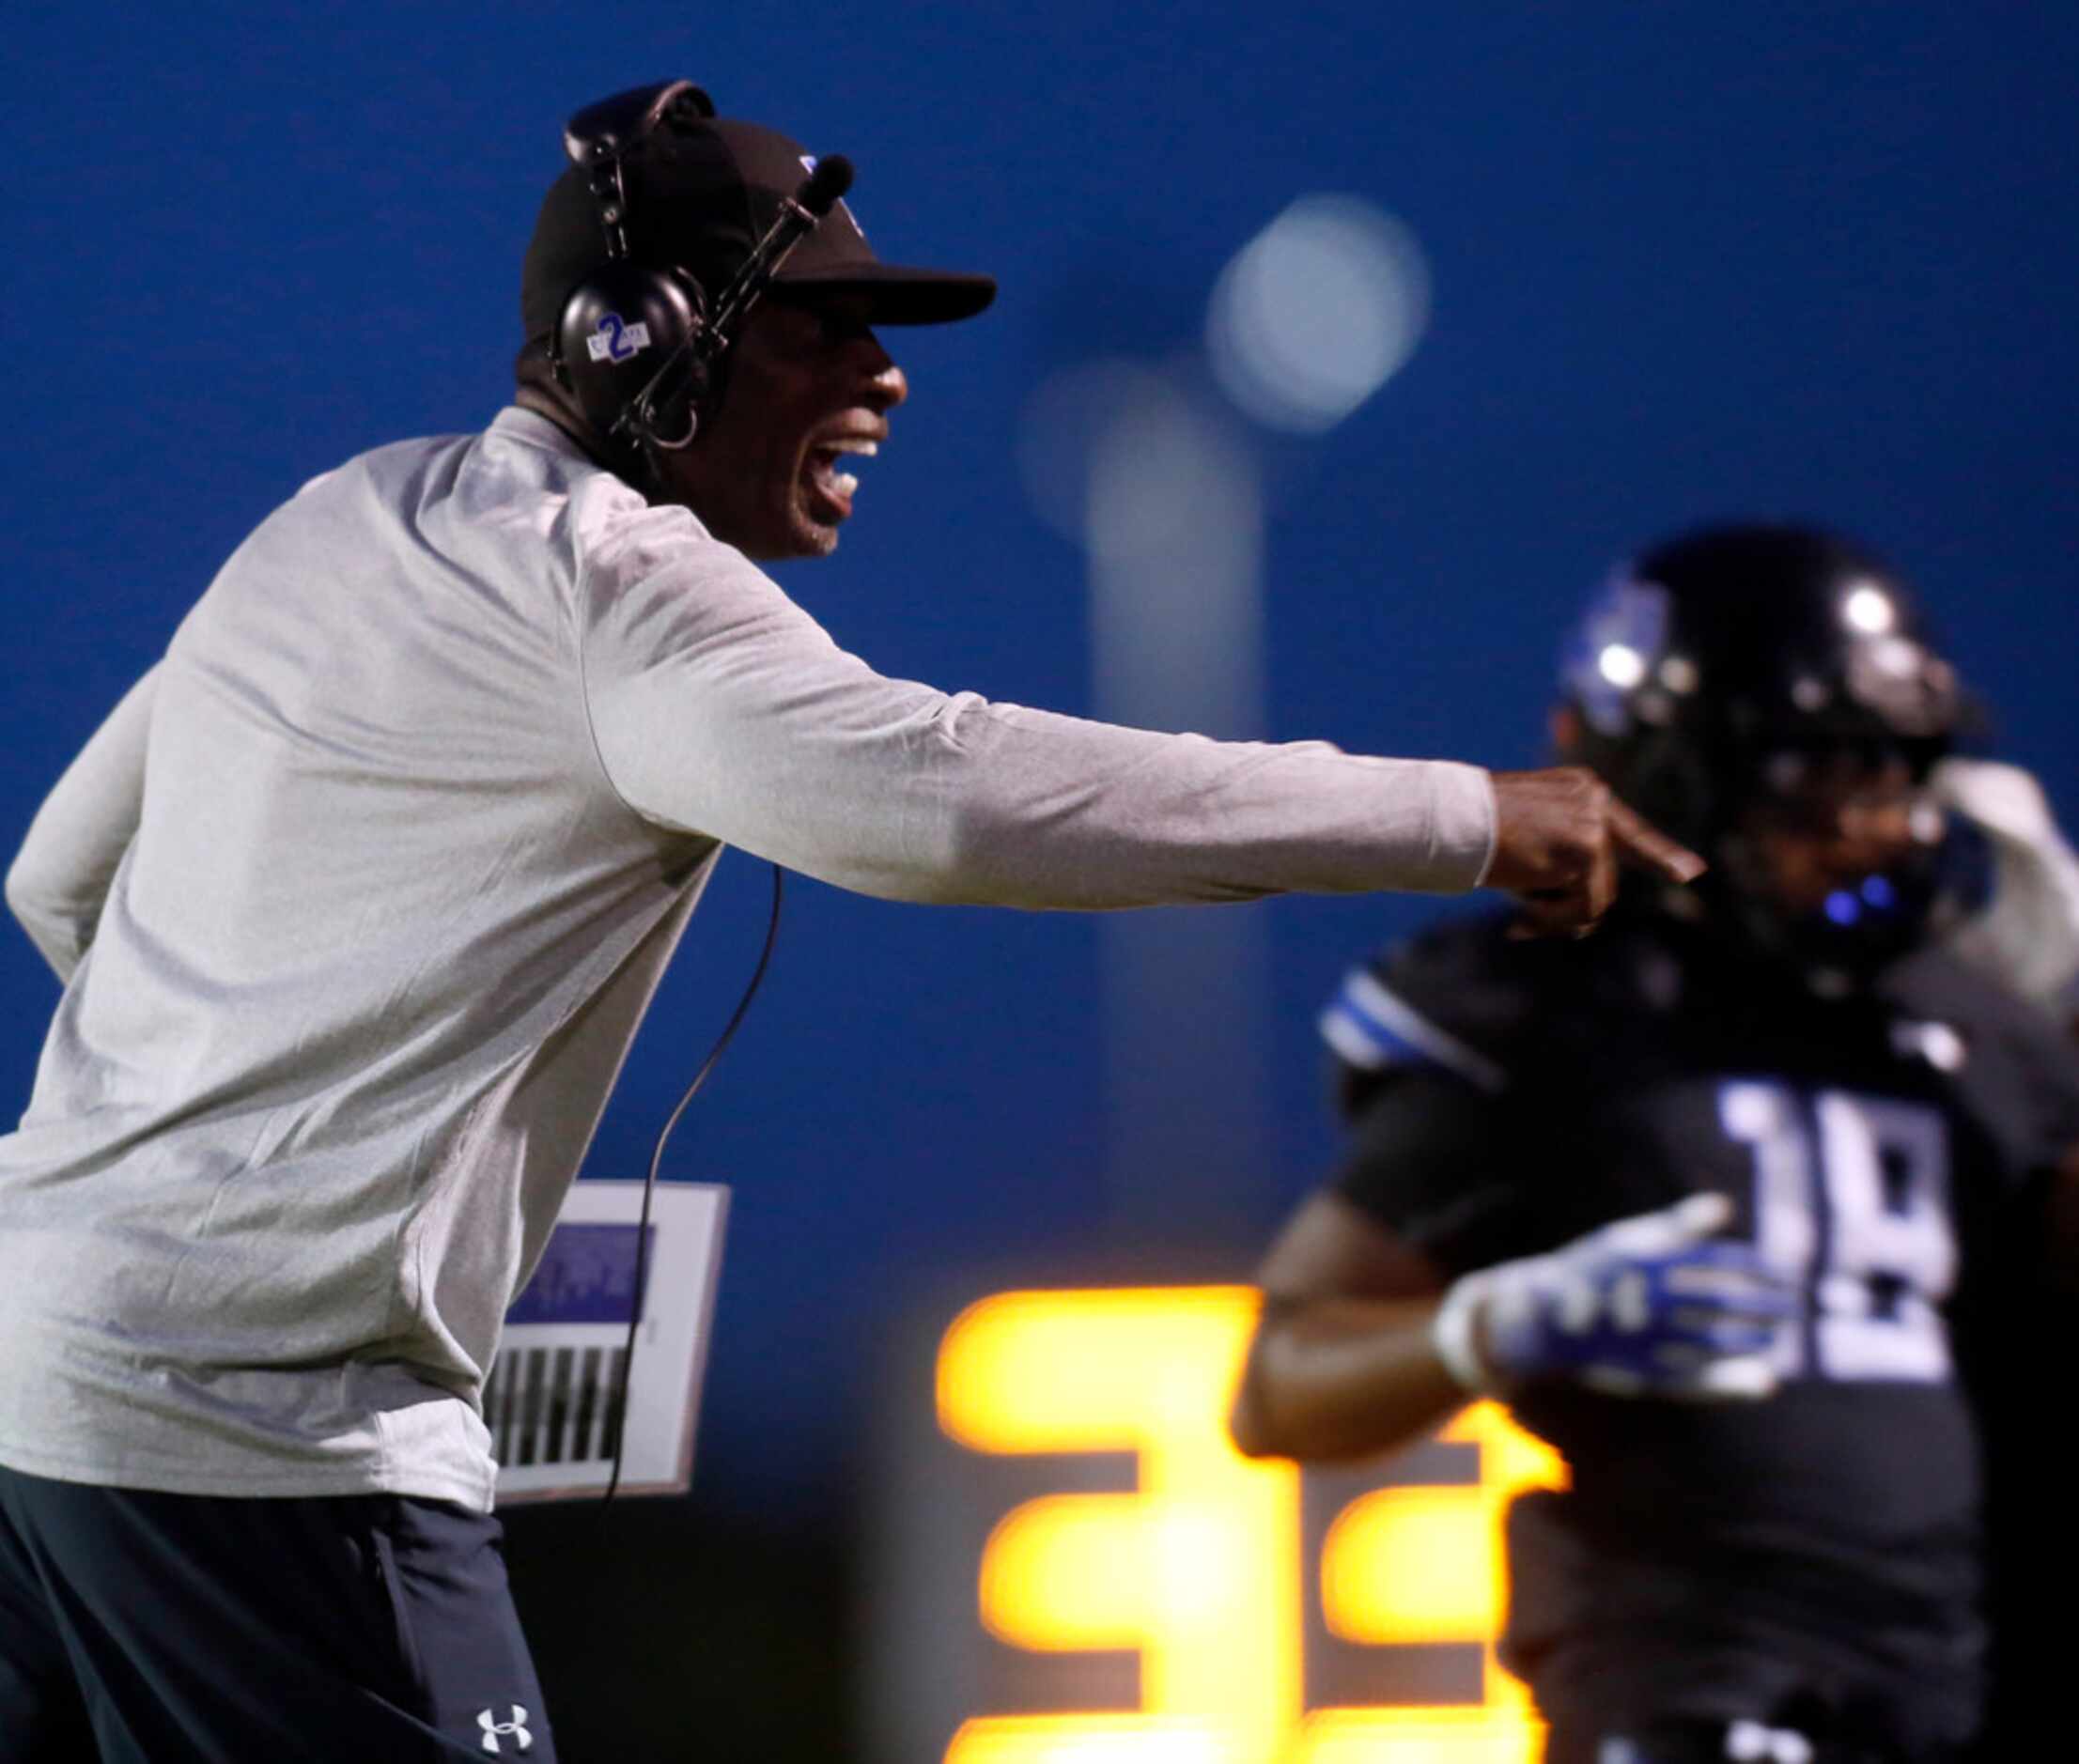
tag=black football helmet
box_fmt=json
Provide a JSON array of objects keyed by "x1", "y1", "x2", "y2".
[{"x1": 1557, "y1": 522, "x2": 1974, "y2": 972}]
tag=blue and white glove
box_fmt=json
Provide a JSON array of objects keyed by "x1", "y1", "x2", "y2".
[{"x1": 1431, "y1": 1194, "x2": 1795, "y2": 1400}]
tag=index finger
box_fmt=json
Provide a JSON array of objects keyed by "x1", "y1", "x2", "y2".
[{"x1": 1606, "y1": 796, "x2": 1706, "y2": 885}]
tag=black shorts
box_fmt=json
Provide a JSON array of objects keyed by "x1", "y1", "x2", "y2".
[{"x1": 0, "y1": 1463, "x2": 553, "y2": 1762}]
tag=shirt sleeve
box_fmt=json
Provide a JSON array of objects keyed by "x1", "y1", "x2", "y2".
[
  {"x1": 6, "y1": 664, "x2": 160, "y2": 983},
  {"x1": 574, "y1": 510, "x2": 1497, "y2": 909},
  {"x1": 1331, "y1": 1065, "x2": 1542, "y2": 1277}
]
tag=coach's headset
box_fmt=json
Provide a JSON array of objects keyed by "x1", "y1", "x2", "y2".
[{"x1": 549, "y1": 79, "x2": 854, "y2": 457}]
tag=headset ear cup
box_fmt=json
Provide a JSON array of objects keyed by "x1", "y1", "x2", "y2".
[
  {"x1": 554, "y1": 262, "x2": 706, "y2": 445},
  {"x1": 641, "y1": 268, "x2": 717, "y2": 448}
]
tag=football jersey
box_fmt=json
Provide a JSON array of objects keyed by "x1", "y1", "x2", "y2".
[{"x1": 1321, "y1": 903, "x2": 2079, "y2": 1745}]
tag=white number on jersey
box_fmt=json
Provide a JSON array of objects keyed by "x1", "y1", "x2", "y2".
[{"x1": 1717, "y1": 1080, "x2": 1955, "y2": 1384}]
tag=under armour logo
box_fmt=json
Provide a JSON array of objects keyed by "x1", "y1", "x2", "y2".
[{"x1": 477, "y1": 1706, "x2": 534, "y2": 1754}]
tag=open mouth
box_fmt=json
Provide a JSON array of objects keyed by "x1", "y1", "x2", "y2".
[{"x1": 805, "y1": 438, "x2": 878, "y2": 521}]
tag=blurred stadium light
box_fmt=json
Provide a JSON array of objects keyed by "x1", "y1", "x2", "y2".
[
  {"x1": 1015, "y1": 198, "x2": 1433, "y2": 1246},
  {"x1": 1021, "y1": 363, "x2": 1265, "y2": 740},
  {"x1": 1205, "y1": 196, "x2": 1431, "y2": 434},
  {"x1": 1019, "y1": 363, "x2": 1273, "y2": 1243}
]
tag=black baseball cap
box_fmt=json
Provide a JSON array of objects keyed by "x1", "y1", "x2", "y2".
[{"x1": 520, "y1": 105, "x2": 997, "y2": 343}]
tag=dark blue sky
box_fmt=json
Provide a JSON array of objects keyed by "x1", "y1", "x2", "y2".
[{"x1": 6, "y1": 3, "x2": 2074, "y2": 1520}]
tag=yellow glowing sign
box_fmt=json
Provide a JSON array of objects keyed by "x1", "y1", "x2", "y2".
[{"x1": 937, "y1": 1287, "x2": 1565, "y2": 1764}]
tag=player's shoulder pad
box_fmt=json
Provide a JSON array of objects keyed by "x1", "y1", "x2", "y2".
[
  {"x1": 1886, "y1": 941, "x2": 2055, "y2": 1044},
  {"x1": 1320, "y1": 909, "x2": 1551, "y2": 1099}
]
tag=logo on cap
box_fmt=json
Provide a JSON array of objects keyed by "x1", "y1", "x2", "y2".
[{"x1": 585, "y1": 314, "x2": 652, "y2": 364}]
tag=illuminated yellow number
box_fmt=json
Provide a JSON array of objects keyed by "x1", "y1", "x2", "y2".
[
  {"x1": 938, "y1": 1287, "x2": 1298, "y2": 1764},
  {"x1": 1297, "y1": 1403, "x2": 1562, "y2": 1760},
  {"x1": 936, "y1": 1288, "x2": 1565, "y2": 1764}
]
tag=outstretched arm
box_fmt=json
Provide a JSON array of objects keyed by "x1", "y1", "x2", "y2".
[
  {"x1": 1230, "y1": 1191, "x2": 1464, "y2": 1463},
  {"x1": 578, "y1": 523, "x2": 1699, "y2": 922},
  {"x1": 6, "y1": 665, "x2": 159, "y2": 983},
  {"x1": 1232, "y1": 1189, "x2": 1792, "y2": 1465}
]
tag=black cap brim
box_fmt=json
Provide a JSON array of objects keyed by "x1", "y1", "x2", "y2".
[{"x1": 771, "y1": 262, "x2": 997, "y2": 325}]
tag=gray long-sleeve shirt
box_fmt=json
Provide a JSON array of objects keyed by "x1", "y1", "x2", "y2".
[{"x1": 0, "y1": 407, "x2": 1494, "y2": 1509}]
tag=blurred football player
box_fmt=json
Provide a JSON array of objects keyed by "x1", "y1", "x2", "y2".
[{"x1": 1230, "y1": 523, "x2": 2079, "y2": 1764}]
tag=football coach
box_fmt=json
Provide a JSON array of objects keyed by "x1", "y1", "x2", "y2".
[{"x1": 0, "y1": 81, "x2": 1697, "y2": 1761}]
